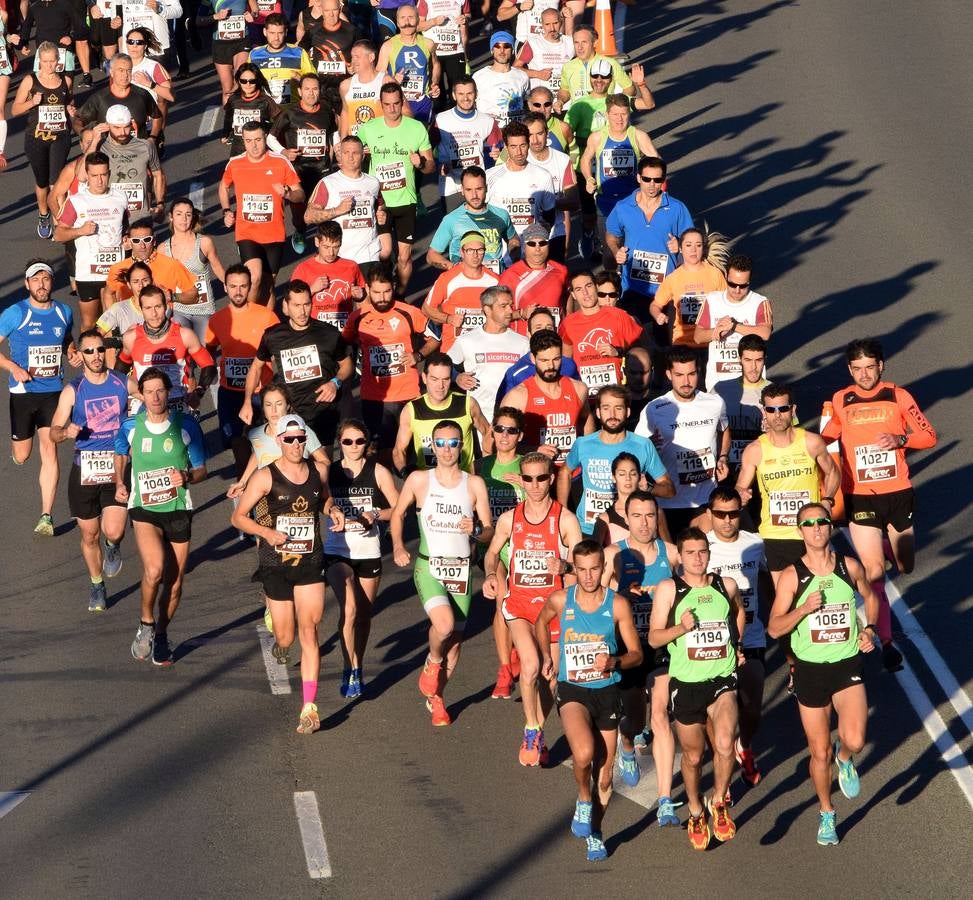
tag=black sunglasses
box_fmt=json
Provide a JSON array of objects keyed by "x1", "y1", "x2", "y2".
[
  {"x1": 596, "y1": 290, "x2": 618, "y2": 298},
  {"x1": 727, "y1": 280, "x2": 750, "y2": 289},
  {"x1": 127, "y1": 38, "x2": 146, "y2": 46},
  {"x1": 799, "y1": 517, "x2": 832, "y2": 528},
  {"x1": 492, "y1": 424, "x2": 521, "y2": 435},
  {"x1": 81, "y1": 347, "x2": 107, "y2": 355},
  {"x1": 525, "y1": 240, "x2": 549, "y2": 248},
  {"x1": 238, "y1": 77, "x2": 257, "y2": 84},
  {"x1": 711, "y1": 509, "x2": 741, "y2": 520},
  {"x1": 640, "y1": 175, "x2": 665, "y2": 184},
  {"x1": 763, "y1": 404, "x2": 792, "y2": 414},
  {"x1": 341, "y1": 437, "x2": 367, "y2": 446},
  {"x1": 281, "y1": 435, "x2": 306, "y2": 444},
  {"x1": 522, "y1": 473, "x2": 552, "y2": 483}
]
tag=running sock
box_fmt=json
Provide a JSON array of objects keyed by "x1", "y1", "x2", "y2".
[
  {"x1": 0, "y1": 121, "x2": 7, "y2": 155},
  {"x1": 91, "y1": 575, "x2": 104, "y2": 585},
  {"x1": 105, "y1": 539, "x2": 117, "y2": 548},
  {"x1": 302, "y1": 681, "x2": 317, "y2": 704},
  {"x1": 871, "y1": 579, "x2": 893, "y2": 643}
]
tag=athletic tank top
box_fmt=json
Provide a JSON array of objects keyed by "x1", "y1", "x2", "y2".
[
  {"x1": 28, "y1": 76, "x2": 71, "y2": 140},
  {"x1": 408, "y1": 391, "x2": 474, "y2": 471},
  {"x1": 480, "y1": 453, "x2": 525, "y2": 523},
  {"x1": 756, "y1": 429, "x2": 820, "y2": 541},
  {"x1": 128, "y1": 412, "x2": 192, "y2": 512},
  {"x1": 418, "y1": 470, "x2": 473, "y2": 559},
  {"x1": 345, "y1": 72, "x2": 385, "y2": 135},
  {"x1": 128, "y1": 324, "x2": 193, "y2": 405},
  {"x1": 522, "y1": 376, "x2": 583, "y2": 461},
  {"x1": 667, "y1": 574, "x2": 736, "y2": 683},
  {"x1": 558, "y1": 585, "x2": 620, "y2": 689},
  {"x1": 790, "y1": 555, "x2": 860, "y2": 664},
  {"x1": 324, "y1": 458, "x2": 388, "y2": 559},
  {"x1": 69, "y1": 186, "x2": 128, "y2": 283},
  {"x1": 616, "y1": 538, "x2": 671, "y2": 644},
  {"x1": 385, "y1": 35, "x2": 434, "y2": 102},
  {"x1": 595, "y1": 126, "x2": 640, "y2": 207},
  {"x1": 254, "y1": 462, "x2": 324, "y2": 569},
  {"x1": 163, "y1": 235, "x2": 215, "y2": 317},
  {"x1": 71, "y1": 372, "x2": 129, "y2": 477},
  {"x1": 507, "y1": 500, "x2": 566, "y2": 612}
]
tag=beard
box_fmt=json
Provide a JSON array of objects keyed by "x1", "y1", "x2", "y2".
[
  {"x1": 600, "y1": 419, "x2": 626, "y2": 434},
  {"x1": 537, "y1": 366, "x2": 561, "y2": 382}
]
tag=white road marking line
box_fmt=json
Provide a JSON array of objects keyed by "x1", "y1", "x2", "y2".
[
  {"x1": 563, "y1": 750, "x2": 681, "y2": 811},
  {"x1": 198, "y1": 106, "x2": 221, "y2": 138},
  {"x1": 188, "y1": 181, "x2": 204, "y2": 214},
  {"x1": 293, "y1": 791, "x2": 332, "y2": 879},
  {"x1": 0, "y1": 792, "x2": 30, "y2": 819},
  {"x1": 256, "y1": 623, "x2": 292, "y2": 695}
]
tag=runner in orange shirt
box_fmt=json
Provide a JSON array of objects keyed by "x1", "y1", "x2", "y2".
[
  {"x1": 292, "y1": 221, "x2": 366, "y2": 331},
  {"x1": 421, "y1": 230, "x2": 500, "y2": 353},
  {"x1": 342, "y1": 265, "x2": 440, "y2": 463},
  {"x1": 219, "y1": 121, "x2": 304, "y2": 307},
  {"x1": 104, "y1": 220, "x2": 199, "y2": 308},
  {"x1": 820, "y1": 338, "x2": 937, "y2": 672},
  {"x1": 205, "y1": 264, "x2": 280, "y2": 474}
]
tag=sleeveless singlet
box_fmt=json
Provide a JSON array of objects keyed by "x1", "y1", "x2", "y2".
[
  {"x1": 558, "y1": 585, "x2": 620, "y2": 689},
  {"x1": 667, "y1": 574, "x2": 736, "y2": 683},
  {"x1": 324, "y1": 458, "x2": 389, "y2": 560},
  {"x1": 522, "y1": 376, "x2": 583, "y2": 460},
  {"x1": 616, "y1": 538, "x2": 671, "y2": 644},
  {"x1": 345, "y1": 71, "x2": 385, "y2": 135},
  {"x1": 408, "y1": 391, "x2": 474, "y2": 470},
  {"x1": 790, "y1": 555, "x2": 860, "y2": 665},
  {"x1": 163, "y1": 235, "x2": 215, "y2": 318},
  {"x1": 71, "y1": 372, "x2": 129, "y2": 480},
  {"x1": 254, "y1": 462, "x2": 324, "y2": 569},
  {"x1": 756, "y1": 429, "x2": 820, "y2": 541},
  {"x1": 505, "y1": 500, "x2": 566, "y2": 622}
]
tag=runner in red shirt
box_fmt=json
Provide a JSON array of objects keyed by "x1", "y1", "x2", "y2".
[
  {"x1": 292, "y1": 221, "x2": 366, "y2": 331},
  {"x1": 499, "y1": 221, "x2": 569, "y2": 336}
]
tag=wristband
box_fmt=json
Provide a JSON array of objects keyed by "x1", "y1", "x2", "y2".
[
  {"x1": 821, "y1": 496, "x2": 835, "y2": 505},
  {"x1": 898, "y1": 434, "x2": 908, "y2": 448},
  {"x1": 330, "y1": 376, "x2": 343, "y2": 388}
]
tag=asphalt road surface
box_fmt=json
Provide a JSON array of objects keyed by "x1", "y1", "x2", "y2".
[{"x1": 2, "y1": 1, "x2": 972, "y2": 896}]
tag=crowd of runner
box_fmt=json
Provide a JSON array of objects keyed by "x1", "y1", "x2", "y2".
[{"x1": 0, "y1": 0, "x2": 939, "y2": 859}]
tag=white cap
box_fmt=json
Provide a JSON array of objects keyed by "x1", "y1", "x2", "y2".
[
  {"x1": 275, "y1": 415, "x2": 308, "y2": 437},
  {"x1": 105, "y1": 104, "x2": 133, "y2": 126},
  {"x1": 590, "y1": 58, "x2": 613, "y2": 78}
]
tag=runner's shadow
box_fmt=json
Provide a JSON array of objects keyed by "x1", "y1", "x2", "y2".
[
  {"x1": 173, "y1": 607, "x2": 263, "y2": 661},
  {"x1": 446, "y1": 684, "x2": 494, "y2": 723},
  {"x1": 605, "y1": 809, "x2": 656, "y2": 854}
]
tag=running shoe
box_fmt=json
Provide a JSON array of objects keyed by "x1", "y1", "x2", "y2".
[
  {"x1": 519, "y1": 727, "x2": 541, "y2": 766},
  {"x1": 263, "y1": 606, "x2": 273, "y2": 633},
  {"x1": 706, "y1": 796, "x2": 736, "y2": 842},
  {"x1": 634, "y1": 728, "x2": 651, "y2": 754},
  {"x1": 687, "y1": 810, "x2": 710, "y2": 850},
  {"x1": 34, "y1": 514, "x2": 54, "y2": 536},
  {"x1": 297, "y1": 702, "x2": 320, "y2": 734},
  {"x1": 538, "y1": 731, "x2": 549, "y2": 766},
  {"x1": 271, "y1": 642, "x2": 290, "y2": 665},
  {"x1": 585, "y1": 832, "x2": 608, "y2": 861},
  {"x1": 656, "y1": 796, "x2": 681, "y2": 827},
  {"x1": 291, "y1": 231, "x2": 306, "y2": 255},
  {"x1": 131, "y1": 622, "x2": 154, "y2": 661},
  {"x1": 37, "y1": 213, "x2": 53, "y2": 240},
  {"x1": 88, "y1": 582, "x2": 107, "y2": 613},
  {"x1": 817, "y1": 810, "x2": 839, "y2": 846},
  {"x1": 618, "y1": 749, "x2": 640, "y2": 787},
  {"x1": 723, "y1": 786, "x2": 733, "y2": 808},
  {"x1": 735, "y1": 737, "x2": 762, "y2": 785},
  {"x1": 882, "y1": 642, "x2": 904, "y2": 673},
  {"x1": 426, "y1": 694, "x2": 451, "y2": 726},
  {"x1": 152, "y1": 632, "x2": 174, "y2": 667},
  {"x1": 77, "y1": 72, "x2": 92, "y2": 88},
  {"x1": 491, "y1": 664, "x2": 513, "y2": 699},
  {"x1": 509, "y1": 647, "x2": 521, "y2": 679},
  {"x1": 418, "y1": 658, "x2": 442, "y2": 697},
  {"x1": 835, "y1": 742, "x2": 860, "y2": 798},
  {"x1": 346, "y1": 668, "x2": 362, "y2": 700},
  {"x1": 339, "y1": 668, "x2": 352, "y2": 697},
  {"x1": 571, "y1": 799, "x2": 593, "y2": 838},
  {"x1": 102, "y1": 538, "x2": 123, "y2": 577}
]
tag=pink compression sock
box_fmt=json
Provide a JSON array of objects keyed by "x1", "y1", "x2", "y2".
[{"x1": 302, "y1": 681, "x2": 317, "y2": 704}]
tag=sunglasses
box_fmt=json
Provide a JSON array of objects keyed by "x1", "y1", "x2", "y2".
[
  {"x1": 710, "y1": 508, "x2": 741, "y2": 520},
  {"x1": 81, "y1": 347, "x2": 107, "y2": 355},
  {"x1": 129, "y1": 236, "x2": 153, "y2": 244},
  {"x1": 799, "y1": 517, "x2": 832, "y2": 528},
  {"x1": 127, "y1": 38, "x2": 146, "y2": 45},
  {"x1": 341, "y1": 437, "x2": 367, "y2": 446},
  {"x1": 281, "y1": 434, "x2": 306, "y2": 445},
  {"x1": 596, "y1": 290, "x2": 618, "y2": 298},
  {"x1": 763, "y1": 404, "x2": 792, "y2": 413},
  {"x1": 521, "y1": 472, "x2": 552, "y2": 483},
  {"x1": 434, "y1": 438, "x2": 461, "y2": 448},
  {"x1": 238, "y1": 77, "x2": 257, "y2": 84},
  {"x1": 525, "y1": 240, "x2": 549, "y2": 247},
  {"x1": 492, "y1": 424, "x2": 521, "y2": 435},
  {"x1": 493, "y1": 43, "x2": 512, "y2": 49},
  {"x1": 640, "y1": 175, "x2": 665, "y2": 184},
  {"x1": 727, "y1": 280, "x2": 750, "y2": 289},
  {"x1": 531, "y1": 101, "x2": 553, "y2": 108},
  {"x1": 590, "y1": 73, "x2": 611, "y2": 80}
]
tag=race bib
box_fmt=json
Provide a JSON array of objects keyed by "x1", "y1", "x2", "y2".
[
  {"x1": 38, "y1": 105, "x2": 67, "y2": 132},
  {"x1": 579, "y1": 362, "x2": 616, "y2": 393},
  {"x1": 582, "y1": 488, "x2": 614, "y2": 525},
  {"x1": 232, "y1": 107, "x2": 261, "y2": 135},
  {"x1": 854, "y1": 444, "x2": 898, "y2": 483},
  {"x1": 223, "y1": 356, "x2": 252, "y2": 389},
  {"x1": 27, "y1": 344, "x2": 62, "y2": 378},
  {"x1": 115, "y1": 181, "x2": 145, "y2": 212},
  {"x1": 729, "y1": 438, "x2": 749, "y2": 466},
  {"x1": 630, "y1": 250, "x2": 668, "y2": 285},
  {"x1": 426, "y1": 24, "x2": 460, "y2": 53},
  {"x1": 630, "y1": 597, "x2": 652, "y2": 640},
  {"x1": 511, "y1": 549, "x2": 555, "y2": 590},
  {"x1": 333, "y1": 495, "x2": 373, "y2": 534},
  {"x1": 539, "y1": 426, "x2": 576, "y2": 454},
  {"x1": 368, "y1": 342, "x2": 407, "y2": 378},
  {"x1": 505, "y1": 198, "x2": 535, "y2": 227},
  {"x1": 454, "y1": 141, "x2": 482, "y2": 170},
  {"x1": 685, "y1": 621, "x2": 730, "y2": 660},
  {"x1": 600, "y1": 148, "x2": 636, "y2": 180},
  {"x1": 675, "y1": 447, "x2": 715, "y2": 485},
  {"x1": 217, "y1": 15, "x2": 246, "y2": 39},
  {"x1": 316, "y1": 58, "x2": 347, "y2": 75},
  {"x1": 678, "y1": 293, "x2": 703, "y2": 325},
  {"x1": 712, "y1": 339, "x2": 741, "y2": 375},
  {"x1": 241, "y1": 193, "x2": 274, "y2": 223},
  {"x1": 564, "y1": 640, "x2": 609, "y2": 684},
  {"x1": 314, "y1": 309, "x2": 350, "y2": 330},
  {"x1": 296, "y1": 128, "x2": 328, "y2": 158},
  {"x1": 808, "y1": 602, "x2": 851, "y2": 644},
  {"x1": 769, "y1": 489, "x2": 811, "y2": 527},
  {"x1": 194, "y1": 274, "x2": 209, "y2": 299},
  {"x1": 90, "y1": 246, "x2": 123, "y2": 277},
  {"x1": 344, "y1": 196, "x2": 374, "y2": 229},
  {"x1": 400, "y1": 70, "x2": 424, "y2": 100},
  {"x1": 375, "y1": 161, "x2": 407, "y2": 192},
  {"x1": 279, "y1": 345, "x2": 322, "y2": 383},
  {"x1": 79, "y1": 449, "x2": 114, "y2": 486},
  {"x1": 428, "y1": 555, "x2": 471, "y2": 595},
  {"x1": 457, "y1": 307, "x2": 486, "y2": 334},
  {"x1": 276, "y1": 514, "x2": 316, "y2": 554},
  {"x1": 137, "y1": 467, "x2": 177, "y2": 507}
]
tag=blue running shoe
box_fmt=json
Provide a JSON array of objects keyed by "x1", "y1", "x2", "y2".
[
  {"x1": 657, "y1": 796, "x2": 681, "y2": 827},
  {"x1": 817, "y1": 810, "x2": 839, "y2": 846},
  {"x1": 835, "y1": 742, "x2": 860, "y2": 798},
  {"x1": 586, "y1": 832, "x2": 607, "y2": 861},
  {"x1": 634, "y1": 728, "x2": 651, "y2": 754},
  {"x1": 618, "y1": 749, "x2": 640, "y2": 787},
  {"x1": 346, "y1": 668, "x2": 362, "y2": 700},
  {"x1": 571, "y1": 799, "x2": 592, "y2": 838},
  {"x1": 339, "y1": 669, "x2": 352, "y2": 697}
]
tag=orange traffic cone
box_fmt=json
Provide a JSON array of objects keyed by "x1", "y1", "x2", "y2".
[
  {"x1": 819, "y1": 401, "x2": 846, "y2": 523},
  {"x1": 593, "y1": 0, "x2": 619, "y2": 58}
]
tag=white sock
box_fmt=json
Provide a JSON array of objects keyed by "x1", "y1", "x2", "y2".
[{"x1": 0, "y1": 120, "x2": 7, "y2": 155}]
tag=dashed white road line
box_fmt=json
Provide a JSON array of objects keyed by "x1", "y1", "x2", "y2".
[
  {"x1": 564, "y1": 750, "x2": 681, "y2": 811},
  {"x1": 256, "y1": 623, "x2": 292, "y2": 695},
  {"x1": 198, "y1": 106, "x2": 221, "y2": 138},
  {"x1": 293, "y1": 791, "x2": 332, "y2": 879},
  {"x1": 0, "y1": 792, "x2": 30, "y2": 820},
  {"x1": 188, "y1": 181, "x2": 204, "y2": 214}
]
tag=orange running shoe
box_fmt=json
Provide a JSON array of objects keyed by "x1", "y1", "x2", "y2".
[
  {"x1": 510, "y1": 647, "x2": 521, "y2": 679},
  {"x1": 426, "y1": 695, "x2": 451, "y2": 726},
  {"x1": 735, "y1": 738, "x2": 762, "y2": 786},
  {"x1": 687, "y1": 810, "x2": 710, "y2": 851},
  {"x1": 492, "y1": 665, "x2": 513, "y2": 699},
  {"x1": 538, "y1": 731, "x2": 549, "y2": 766},
  {"x1": 518, "y1": 728, "x2": 541, "y2": 766},
  {"x1": 707, "y1": 796, "x2": 737, "y2": 842},
  {"x1": 418, "y1": 658, "x2": 442, "y2": 697}
]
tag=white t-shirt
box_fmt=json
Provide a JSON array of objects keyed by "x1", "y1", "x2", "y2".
[
  {"x1": 707, "y1": 529, "x2": 767, "y2": 649},
  {"x1": 311, "y1": 170, "x2": 383, "y2": 265},
  {"x1": 514, "y1": 0, "x2": 561, "y2": 44},
  {"x1": 486, "y1": 161, "x2": 557, "y2": 236},
  {"x1": 473, "y1": 66, "x2": 529, "y2": 128},
  {"x1": 448, "y1": 325, "x2": 528, "y2": 421},
  {"x1": 635, "y1": 389, "x2": 728, "y2": 509},
  {"x1": 521, "y1": 34, "x2": 575, "y2": 91},
  {"x1": 434, "y1": 107, "x2": 501, "y2": 197},
  {"x1": 701, "y1": 288, "x2": 771, "y2": 391},
  {"x1": 528, "y1": 147, "x2": 573, "y2": 239}
]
